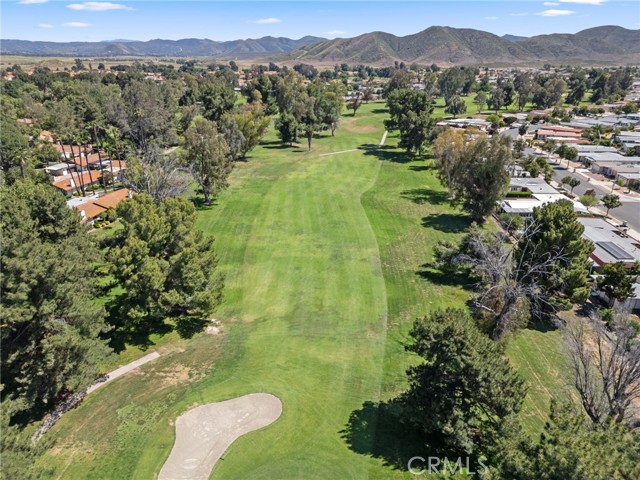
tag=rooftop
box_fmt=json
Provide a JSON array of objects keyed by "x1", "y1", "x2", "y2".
[
  {"x1": 509, "y1": 177, "x2": 558, "y2": 195},
  {"x1": 578, "y1": 217, "x2": 640, "y2": 266}
]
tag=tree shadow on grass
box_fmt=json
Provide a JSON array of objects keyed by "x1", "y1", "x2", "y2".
[
  {"x1": 371, "y1": 108, "x2": 389, "y2": 114},
  {"x1": 408, "y1": 165, "x2": 436, "y2": 172},
  {"x1": 175, "y1": 316, "x2": 209, "y2": 339},
  {"x1": 341, "y1": 399, "x2": 454, "y2": 471},
  {"x1": 362, "y1": 145, "x2": 415, "y2": 164},
  {"x1": 415, "y1": 264, "x2": 473, "y2": 289},
  {"x1": 401, "y1": 188, "x2": 449, "y2": 205},
  {"x1": 421, "y1": 213, "x2": 472, "y2": 233},
  {"x1": 105, "y1": 297, "x2": 173, "y2": 353},
  {"x1": 262, "y1": 144, "x2": 292, "y2": 150},
  {"x1": 191, "y1": 196, "x2": 219, "y2": 211},
  {"x1": 341, "y1": 400, "x2": 424, "y2": 470}
]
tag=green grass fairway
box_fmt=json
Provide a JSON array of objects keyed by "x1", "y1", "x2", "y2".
[
  {"x1": 39, "y1": 102, "x2": 567, "y2": 478},
  {"x1": 505, "y1": 326, "x2": 572, "y2": 435}
]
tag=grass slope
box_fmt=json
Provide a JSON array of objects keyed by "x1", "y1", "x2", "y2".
[{"x1": 39, "y1": 102, "x2": 567, "y2": 479}]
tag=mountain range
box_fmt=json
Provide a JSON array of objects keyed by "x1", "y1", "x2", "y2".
[
  {"x1": 2, "y1": 26, "x2": 639, "y2": 65},
  {"x1": 290, "y1": 26, "x2": 640, "y2": 65},
  {"x1": 0, "y1": 36, "x2": 326, "y2": 58}
]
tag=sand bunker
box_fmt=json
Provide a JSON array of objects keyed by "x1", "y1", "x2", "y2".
[{"x1": 158, "y1": 393, "x2": 282, "y2": 480}]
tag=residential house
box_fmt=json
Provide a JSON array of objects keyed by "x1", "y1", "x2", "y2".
[
  {"x1": 535, "y1": 125, "x2": 583, "y2": 143},
  {"x1": 499, "y1": 177, "x2": 587, "y2": 216},
  {"x1": 52, "y1": 170, "x2": 103, "y2": 197},
  {"x1": 74, "y1": 188, "x2": 132, "y2": 223},
  {"x1": 44, "y1": 163, "x2": 71, "y2": 178},
  {"x1": 573, "y1": 144, "x2": 618, "y2": 163},
  {"x1": 578, "y1": 217, "x2": 640, "y2": 313}
]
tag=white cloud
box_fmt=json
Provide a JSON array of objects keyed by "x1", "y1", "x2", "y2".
[
  {"x1": 543, "y1": 2, "x2": 560, "y2": 5},
  {"x1": 67, "y1": 2, "x2": 132, "y2": 11},
  {"x1": 510, "y1": 12, "x2": 529, "y2": 16},
  {"x1": 536, "y1": 9, "x2": 576, "y2": 16},
  {"x1": 484, "y1": 16, "x2": 499, "y2": 20},
  {"x1": 63, "y1": 22, "x2": 92, "y2": 27},
  {"x1": 38, "y1": 23, "x2": 53, "y2": 28},
  {"x1": 324, "y1": 30, "x2": 346, "y2": 35},
  {"x1": 251, "y1": 17, "x2": 281, "y2": 24},
  {"x1": 18, "y1": 0, "x2": 48, "y2": 4},
  {"x1": 559, "y1": 0, "x2": 606, "y2": 4}
]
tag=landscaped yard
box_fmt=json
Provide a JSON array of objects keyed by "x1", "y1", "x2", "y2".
[{"x1": 39, "y1": 101, "x2": 569, "y2": 478}]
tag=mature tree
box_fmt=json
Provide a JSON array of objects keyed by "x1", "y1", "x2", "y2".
[
  {"x1": 514, "y1": 72, "x2": 536, "y2": 112},
  {"x1": 218, "y1": 118, "x2": 246, "y2": 161},
  {"x1": 1, "y1": 180, "x2": 111, "y2": 413},
  {"x1": 515, "y1": 199, "x2": 593, "y2": 310},
  {"x1": 444, "y1": 95, "x2": 467, "y2": 118},
  {"x1": 433, "y1": 127, "x2": 465, "y2": 198},
  {"x1": 276, "y1": 71, "x2": 308, "y2": 119},
  {"x1": 488, "y1": 87, "x2": 506, "y2": 113},
  {"x1": 561, "y1": 176, "x2": 581, "y2": 193},
  {"x1": 0, "y1": 113, "x2": 30, "y2": 180},
  {"x1": 122, "y1": 145, "x2": 190, "y2": 202},
  {"x1": 495, "y1": 401, "x2": 640, "y2": 480},
  {"x1": 567, "y1": 80, "x2": 587, "y2": 106},
  {"x1": 200, "y1": 79, "x2": 236, "y2": 123},
  {"x1": 402, "y1": 308, "x2": 526, "y2": 452},
  {"x1": 121, "y1": 80, "x2": 177, "y2": 148},
  {"x1": 275, "y1": 112, "x2": 298, "y2": 146},
  {"x1": 315, "y1": 86, "x2": 344, "y2": 135},
  {"x1": 533, "y1": 77, "x2": 567, "y2": 109},
  {"x1": 436, "y1": 201, "x2": 593, "y2": 338},
  {"x1": 499, "y1": 78, "x2": 516, "y2": 108},
  {"x1": 513, "y1": 138, "x2": 526, "y2": 158},
  {"x1": 580, "y1": 193, "x2": 599, "y2": 209},
  {"x1": 221, "y1": 102, "x2": 270, "y2": 158},
  {"x1": 361, "y1": 87, "x2": 374, "y2": 103},
  {"x1": 385, "y1": 89, "x2": 434, "y2": 156},
  {"x1": 473, "y1": 91, "x2": 487, "y2": 113},
  {"x1": 108, "y1": 194, "x2": 223, "y2": 338},
  {"x1": 183, "y1": 118, "x2": 232, "y2": 205},
  {"x1": 438, "y1": 67, "x2": 465, "y2": 103},
  {"x1": 598, "y1": 262, "x2": 639, "y2": 307},
  {"x1": 383, "y1": 68, "x2": 412, "y2": 97},
  {"x1": 564, "y1": 313, "x2": 640, "y2": 425},
  {"x1": 601, "y1": 193, "x2": 622, "y2": 216},
  {"x1": 299, "y1": 95, "x2": 322, "y2": 150},
  {"x1": 346, "y1": 93, "x2": 362, "y2": 116},
  {"x1": 452, "y1": 134, "x2": 512, "y2": 222},
  {"x1": 556, "y1": 144, "x2": 577, "y2": 167}
]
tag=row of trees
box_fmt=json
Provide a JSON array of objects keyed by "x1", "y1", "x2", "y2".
[{"x1": 244, "y1": 71, "x2": 345, "y2": 149}]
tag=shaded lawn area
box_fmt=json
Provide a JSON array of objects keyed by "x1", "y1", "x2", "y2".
[{"x1": 505, "y1": 318, "x2": 575, "y2": 437}]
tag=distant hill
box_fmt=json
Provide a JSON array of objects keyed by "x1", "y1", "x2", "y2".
[
  {"x1": 518, "y1": 26, "x2": 640, "y2": 62},
  {"x1": 293, "y1": 26, "x2": 533, "y2": 65},
  {"x1": 2, "y1": 26, "x2": 639, "y2": 65},
  {"x1": 502, "y1": 34, "x2": 528, "y2": 43},
  {"x1": 291, "y1": 25, "x2": 640, "y2": 65},
  {"x1": 0, "y1": 35, "x2": 326, "y2": 58}
]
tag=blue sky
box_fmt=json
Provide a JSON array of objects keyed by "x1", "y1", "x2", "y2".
[{"x1": 1, "y1": 1, "x2": 637, "y2": 42}]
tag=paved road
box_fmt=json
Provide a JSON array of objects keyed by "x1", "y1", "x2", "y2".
[{"x1": 551, "y1": 164, "x2": 640, "y2": 232}]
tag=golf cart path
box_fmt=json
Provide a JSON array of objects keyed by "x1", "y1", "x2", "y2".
[
  {"x1": 87, "y1": 351, "x2": 160, "y2": 394},
  {"x1": 318, "y1": 130, "x2": 388, "y2": 157},
  {"x1": 158, "y1": 393, "x2": 283, "y2": 480}
]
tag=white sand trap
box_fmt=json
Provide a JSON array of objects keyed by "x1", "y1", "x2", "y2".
[{"x1": 158, "y1": 393, "x2": 282, "y2": 480}]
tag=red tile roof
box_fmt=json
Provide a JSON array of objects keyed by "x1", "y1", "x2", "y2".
[
  {"x1": 93, "y1": 189, "x2": 131, "y2": 209},
  {"x1": 53, "y1": 171, "x2": 103, "y2": 192},
  {"x1": 75, "y1": 201, "x2": 106, "y2": 221}
]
